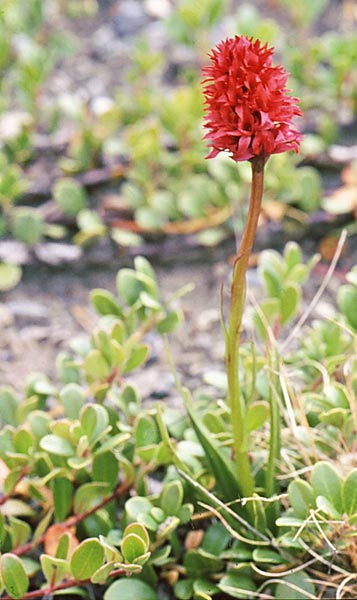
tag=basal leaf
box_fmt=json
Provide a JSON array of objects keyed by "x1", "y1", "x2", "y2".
[{"x1": 185, "y1": 403, "x2": 240, "y2": 502}]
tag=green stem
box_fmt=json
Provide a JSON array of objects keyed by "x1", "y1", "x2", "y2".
[
  {"x1": 226, "y1": 156, "x2": 265, "y2": 508},
  {"x1": 265, "y1": 349, "x2": 281, "y2": 532}
]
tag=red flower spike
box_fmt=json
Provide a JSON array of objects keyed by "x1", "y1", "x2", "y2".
[{"x1": 202, "y1": 36, "x2": 302, "y2": 162}]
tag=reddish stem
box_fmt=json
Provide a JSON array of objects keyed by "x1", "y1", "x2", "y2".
[
  {"x1": 12, "y1": 479, "x2": 130, "y2": 556},
  {"x1": 0, "y1": 568, "x2": 128, "y2": 600}
]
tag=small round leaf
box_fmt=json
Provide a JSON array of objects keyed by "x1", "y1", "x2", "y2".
[
  {"x1": 70, "y1": 538, "x2": 104, "y2": 580},
  {"x1": 1, "y1": 554, "x2": 29, "y2": 599}
]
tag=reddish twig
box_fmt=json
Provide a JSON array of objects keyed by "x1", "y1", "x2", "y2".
[
  {"x1": 12, "y1": 479, "x2": 131, "y2": 556},
  {"x1": 0, "y1": 568, "x2": 129, "y2": 599}
]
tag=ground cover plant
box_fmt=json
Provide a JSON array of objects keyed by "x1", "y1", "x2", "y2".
[
  {"x1": 1, "y1": 9, "x2": 357, "y2": 598},
  {"x1": 0, "y1": 242, "x2": 356, "y2": 598}
]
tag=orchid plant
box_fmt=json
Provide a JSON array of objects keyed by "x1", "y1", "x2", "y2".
[{"x1": 202, "y1": 36, "x2": 302, "y2": 513}]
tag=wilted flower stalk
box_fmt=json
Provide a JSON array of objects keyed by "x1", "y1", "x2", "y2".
[{"x1": 203, "y1": 36, "x2": 302, "y2": 506}]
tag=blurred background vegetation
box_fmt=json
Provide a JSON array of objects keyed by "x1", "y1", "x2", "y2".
[{"x1": 0, "y1": 0, "x2": 356, "y2": 289}]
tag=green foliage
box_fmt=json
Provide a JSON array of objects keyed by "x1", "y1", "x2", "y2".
[
  {"x1": 253, "y1": 242, "x2": 318, "y2": 338},
  {"x1": 1, "y1": 554, "x2": 29, "y2": 599},
  {"x1": 0, "y1": 263, "x2": 22, "y2": 291},
  {"x1": 0, "y1": 0, "x2": 355, "y2": 292},
  {"x1": 338, "y1": 266, "x2": 357, "y2": 331},
  {"x1": 0, "y1": 252, "x2": 356, "y2": 598},
  {"x1": 0, "y1": 0, "x2": 356, "y2": 593},
  {"x1": 53, "y1": 178, "x2": 88, "y2": 216}
]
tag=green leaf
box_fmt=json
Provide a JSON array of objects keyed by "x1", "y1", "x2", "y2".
[
  {"x1": 8, "y1": 516, "x2": 31, "y2": 548},
  {"x1": 40, "y1": 434, "x2": 74, "y2": 457},
  {"x1": 70, "y1": 539, "x2": 104, "y2": 580},
  {"x1": 276, "y1": 516, "x2": 304, "y2": 528},
  {"x1": 0, "y1": 510, "x2": 5, "y2": 546},
  {"x1": 157, "y1": 311, "x2": 181, "y2": 334},
  {"x1": 316, "y1": 496, "x2": 341, "y2": 519},
  {"x1": 288, "y1": 479, "x2": 315, "y2": 519},
  {"x1": 245, "y1": 402, "x2": 269, "y2": 432},
  {"x1": 201, "y1": 522, "x2": 231, "y2": 555},
  {"x1": 284, "y1": 242, "x2": 302, "y2": 271},
  {"x1": 193, "y1": 578, "x2": 219, "y2": 597},
  {"x1": 104, "y1": 579, "x2": 158, "y2": 600},
  {"x1": 92, "y1": 451, "x2": 119, "y2": 488},
  {"x1": 134, "y1": 256, "x2": 157, "y2": 282},
  {"x1": 111, "y1": 229, "x2": 142, "y2": 247},
  {"x1": 150, "y1": 545, "x2": 171, "y2": 566},
  {"x1": 342, "y1": 469, "x2": 357, "y2": 517},
  {"x1": 185, "y1": 403, "x2": 240, "y2": 501},
  {"x1": 319, "y1": 408, "x2": 347, "y2": 428},
  {"x1": 116, "y1": 269, "x2": 142, "y2": 305},
  {"x1": 0, "y1": 387, "x2": 19, "y2": 426},
  {"x1": 160, "y1": 480, "x2": 184, "y2": 516},
  {"x1": 53, "y1": 178, "x2": 87, "y2": 216},
  {"x1": 53, "y1": 478, "x2": 73, "y2": 521},
  {"x1": 275, "y1": 571, "x2": 315, "y2": 599},
  {"x1": 11, "y1": 208, "x2": 43, "y2": 245},
  {"x1": 33, "y1": 509, "x2": 54, "y2": 543},
  {"x1": 1, "y1": 554, "x2": 29, "y2": 599},
  {"x1": 135, "y1": 414, "x2": 159, "y2": 447},
  {"x1": 338, "y1": 285, "x2": 357, "y2": 330},
  {"x1": 4, "y1": 468, "x2": 23, "y2": 496},
  {"x1": 59, "y1": 384, "x2": 84, "y2": 419},
  {"x1": 295, "y1": 167, "x2": 321, "y2": 212},
  {"x1": 124, "y1": 344, "x2": 148, "y2": 373},
  {"x1": 125, "y1": 496, "x2": 153, "y2": 522},
  {"x1": 56, "y1": 352, "x2": 81, "y2": 384},
  {"x1": 0, "y1": 263, "x2": 22, "y2": 292},
  {"x1": 174, "y1": 578, "x2": 194, "y2": 600},
  {"x1": 41, "y1": 555, "x2": 69, "y2": 586},
  {"x1": 90, "y1": 289, "x2": 123, "y2": 317},
  {"x1": 123, "y1": 523, "x2": 149, "y2": 550},
  {"x1": 84, "y1": 349, "x2": 111, "y2": 383},
  {"x1": 80, "y1": 404, "x2": 109, "y2": 442},
  {"x1": 252, "y1": 548, "x2": 284, "y2": 564},
  {"x1": 1, "y1": 499, "x2": 35, "y2": 518},
  {"x1": 311, "y1": 461, "x2": 342, "y2": 512},
  {"x1": 56, "y1": 533, "x2": 71, "y2": 560},
  {"x1": 218, "y1": 572, "x2": 256, "y2": 599},
  {"x1": 121, "y1": 533, "x2": 147, "y2": 563},
  {"x1": 184, "y1": 549, "x2": 223, "y2": 577},
  {"x1": 13, "y1": 428, "x2": 34, "y2": 454},
  {"x1": 21, "y1": 557, "x2": 40, "y2": 578},
  {"x1": 28, "y1": 410, "x2": 50, "y2": 439},
  {"x1": 90, "y1": 561, "x2": 116, "y2": 584},
  {"x1": 280, "y1": 284, "x2": 300, "y2": 324},
  {"x1": 73, "y1": 482, "x2": 110, "y2": 515}
]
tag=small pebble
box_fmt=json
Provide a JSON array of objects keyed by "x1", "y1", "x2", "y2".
[
  {"x1": 7, "y1": 301, "x2": 49, "y2": 323},
  {"x1": 0, "y1": 304, "x2": 14, "y2": 327}
]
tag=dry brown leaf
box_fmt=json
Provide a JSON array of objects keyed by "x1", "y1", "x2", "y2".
[
  {"x1": 163, "y1": 570, "x2": 179, "y2": 586},
  {"x1": 262, "y1": 199, "x2": 287, "y2": 221},
  {"x1": 341, "y1": 161, "x2": 357, "y2": 186},
  {"x1": 111, "y1": 206, "x2": 233, "y2": 235},
  {"x1": 185, "y1": 529, "x2": 204, "y2": 550},
  {"x1": 318, "y1": 236, "x2": 346, "y2": 262}
]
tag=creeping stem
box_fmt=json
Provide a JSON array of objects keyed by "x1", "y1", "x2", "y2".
[{"x1": 226, "y1": 156, "x2": 265, "y2": 504}]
